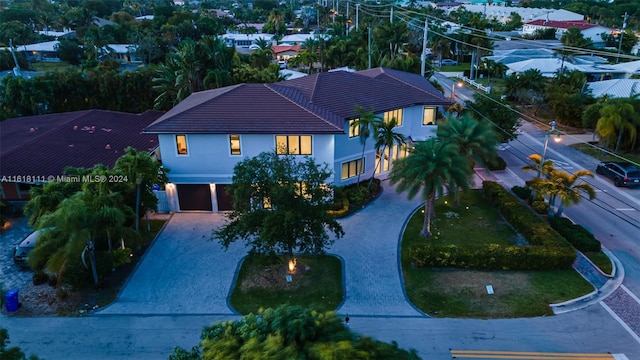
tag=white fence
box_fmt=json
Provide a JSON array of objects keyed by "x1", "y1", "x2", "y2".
[{"x1": 456, "y1": 74, "x2": 491, "y2": 94}]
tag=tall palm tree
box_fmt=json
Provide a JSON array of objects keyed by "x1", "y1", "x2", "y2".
[
  {"x1": 597, "y1": 101, "x2": 639, "y2": 153},
  {"x1": 437, "y1": 114, "x2": 498, "y2": 168},
  {"x1": 548, "y1": 169, "x2": 596, "y2": 217},
  {"x1": 352, "y1": 106, "x2": 382, "y2": 185},
  {"x1": 370, "y1": 117, "x2": 406, "y2": 187},
  {"x1": 390, "y1": 139, "x2": 472, "y2": 237}
]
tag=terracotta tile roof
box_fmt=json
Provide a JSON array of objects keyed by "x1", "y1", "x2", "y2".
[
  {"x1": 272, "y1": 45, "x2": 300, "y2": 53},
  {"x1": 0, "y1": 110, "x2": 163, "y2": 178},
  {"x1": 144, "y1": 67, "x2": 449, "y2": 134},
  {"x1": 525, "y1": 20, "x2": 600, "y2": 31}
]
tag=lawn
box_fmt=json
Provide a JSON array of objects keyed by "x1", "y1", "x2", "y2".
[
  {"x1": 30, "y1": 62, "x2": 74, "y2": 72},
  {"x1": 570, "y1": 143, "x2": 640, "y2": 164},
  {"x1": 585, "y1": 251, "x2": 613, "y2": 275},
  {"x1": 402, "y1": 190, "x2": 594, "y2": 318},
  {"x1": 230, "y1": 254, "x2": 343, "y2": 315}
]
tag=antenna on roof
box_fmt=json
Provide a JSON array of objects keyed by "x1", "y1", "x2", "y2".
[{"x1": 9, "y1": 39, "x2": 22, "y2": 78}]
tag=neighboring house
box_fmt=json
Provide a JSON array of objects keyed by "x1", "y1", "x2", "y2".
[
  {"x1": 587, "y1": 79, "x2": 640, "y2": 98},
  {"x1": 444, "y1": 5, "x2": 583, "y2": 25},
  {"x1": 144, "y1": 68, "x2": 449, "y2": 212},
  {"x1": 279, "y1": 33, "x2": 329, "y2": 45},
  {"x1": 279, "y1": 69, "x2": 308, "y2": 80},
  {"x1": 272, "y1": 45, "x2": 300, "y2": 61},
  {"x1": 12, "y1": 41, "x2": 141, "y2": 64},
  {"x1": 0, "y1": 110, "x2": 163, "y2": 203},
  {"x1": 223, "y1": 33, "x2": 274, "y2": 48},
  {"x1": 522, "y1": 20, "x2": 611, "y2": 47},
  {"x1": 506, "y1": 58, "x2": 577, "y2": 77}
]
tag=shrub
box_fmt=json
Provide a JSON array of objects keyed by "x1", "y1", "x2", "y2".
[
  {"x1": 487, "y1": 156, "x2": 507, "y2": 171},
  {"x1": 511, "y1": 186, "x2": 532, "y2": 201},
  {"x1": 531, "y1": 200, "x2": 547, "y2": 214},
  {"x1": 32, "y1": 270, "x2": 48, "y2": 285},
  {"x1": 327, "y1": 198, "x2": 349, "y2": 218},
  {"x1": 549, "y1": 217, "x2": 601, "y2": 253},
  {"x1": 347, "y1": 186, "x2": 370, "y2": 205}
]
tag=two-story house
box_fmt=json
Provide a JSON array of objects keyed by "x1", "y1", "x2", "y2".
[{"x1": 144, "y1": 67, "x2": 449, "y2": 212}]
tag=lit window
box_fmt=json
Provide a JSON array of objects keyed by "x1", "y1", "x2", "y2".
[
  {"x1": 176, "y1": 135, "x2": 188, "y2": 155},
  {"x1": 383, "y1": 109, "x2": 403, "y2": 126},
  {"x1": 276, "y1": 135, "x2": 312, "y2": 155},
  {"x1": 230, "y1": 134, "x2": 241, "y2": 155},
  {"x1": 383, "y1": 147, "x2": 390, "y2": 172},
  {"x1": 341, "y1": 158, "x2": 364, "y2": 180},
  {"x1": 349, "y1": 119, "x2": 360, "y2": 138},
  {"x1": 423, "y1": 107, "x2": 436, "y2": 125}
]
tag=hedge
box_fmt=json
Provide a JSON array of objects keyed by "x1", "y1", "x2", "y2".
[
  {"x1": 549, "y1": 217, "x2": 601, "y2": 253},
  {"x1": 409, "y1": 181, "x2": 576, "y2": 271}
]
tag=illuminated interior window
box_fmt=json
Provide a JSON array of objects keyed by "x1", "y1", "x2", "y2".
[
  {"x1": 230, "y1": 134, "x2": 241, "y2": 155},
  {"x1": 275, "y1": 135, "x2": 312, "y2": 155},
  {"x1": 383, "y1": 109, "x2": 403, "y2": 126},
  {"x1": 176, "y1": 135, "x2": 188, "y2": 155},
  {"x1": 341, "y1": 158, "x2": 364, "y2": 180},
  {"x1": 423, "y1": 107, "x2": 436, "y2": 125},
  {"x1": 349, "y1": 119, "x2": 360, "y2": 138}
]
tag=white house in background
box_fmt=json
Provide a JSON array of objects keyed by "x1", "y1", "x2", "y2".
[
  {"x1": 587, "y1": 79, "x2": 640, "y2": 98},
  {"x1": 279, "y1": 33, "x2": 329, "y2": 45},
  {"x1": 144, "y1": 68, "x2": 449, "y2": 212},
  {"x1": 12, "y1": 40, "x2": 140, "y2": 63},
  {"x1": 222, "y1": 33, "x2": 274, "y2": 48},
  {"x1": 506, "y1": 58, "x2": 577, "y2": 77},
  {"x1": 521, "y1": 20, "x2": 611, "y2": 47},
  {"x1": 444, "y1": 5, "x2": 583, "y2": 25}
]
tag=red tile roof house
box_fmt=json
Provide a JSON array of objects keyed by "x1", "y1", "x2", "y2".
[
  {"x1": 522, "y1": 20, "x2": 611, "y2": 47},
  {"x1": 272, "y1": 45, "x2": 301, "y2": 61},
  {"x1": 144, "y1": 67, "x2": 449, "y2": 212},
  {"x1": 0, "y1": 110, "x2": 163, "y2": 205}
]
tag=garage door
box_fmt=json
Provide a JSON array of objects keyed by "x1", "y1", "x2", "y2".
[
  {"x1": 177, "y1": 184, "x2": 212, "y2": 211},
  {"x1": 216, "y1": 184, "x2": 234, "y2": 211}
]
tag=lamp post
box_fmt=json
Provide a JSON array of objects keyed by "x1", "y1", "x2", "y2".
[
  {"x1": 537, "y1": 120, "x2": 562, "y2": 178},
  {"x1": 450, "y1": 81, "x2": 463, "y2": 102}
]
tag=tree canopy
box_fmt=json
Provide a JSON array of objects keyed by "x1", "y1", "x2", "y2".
[
  {"x1": 213, "y1": 151, "x2": 344, "y2": 258},
  {"x1": 170, "y1": 305, "x2": 421, "y2": 360}
]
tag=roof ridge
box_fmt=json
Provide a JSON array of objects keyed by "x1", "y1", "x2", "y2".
[
  {"x1": 377, "y1": 67, "x2": 446, "y2": 99},
  {"x1": 266, "y1": 83, "x2": 343, "y2": 132}
]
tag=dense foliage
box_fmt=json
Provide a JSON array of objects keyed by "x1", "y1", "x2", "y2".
[
  {"x1": 213, "y1": 151, "x2": 344, "y2": 258},
  {"x1": 170, "y1": 305, "x2": 421, "y2": 360}
]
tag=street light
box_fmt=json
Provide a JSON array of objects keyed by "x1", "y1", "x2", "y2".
[
  {"x1": 450, "y1": 81, "x2": 463, "y2": 102},
  {"x1": 537, "y1": 120, "x2": 562, "y2": 178}
]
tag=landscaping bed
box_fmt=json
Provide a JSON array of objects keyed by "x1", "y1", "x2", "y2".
[
  {"x1": 401, "y1": 189, "x2": 593, "y2": 318},
  {"x1": 230, "y1": 254, "x2": 343, "y2": 315}
]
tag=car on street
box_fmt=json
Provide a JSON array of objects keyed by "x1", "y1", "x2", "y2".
[
  {"x1": 439, "y1": 59, "x2": 458, "y2": 66},
  {"x1": 596, "y1": 161, "x2": 640, "y2": 187}
]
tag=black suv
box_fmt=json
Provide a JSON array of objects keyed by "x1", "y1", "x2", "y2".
[{"x1": 596, "y1": 161, "x2": 640, "y2": 187}]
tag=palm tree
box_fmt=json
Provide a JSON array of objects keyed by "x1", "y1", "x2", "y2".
[
  {"x1": 370, "y1": 117, "x2": 406, "y2": 188},
  {"x1": 390, "y1": 139, "x2": 472, "y2": 237},
  {"x1": 522, "y1": 153, "x2": 556, "y2": 179},
  {"x1": 351, "y1": 106, "x2": 382, "y2": 185},
  {"x1": 437, "y1": 114, "x2": 498, "y2": 168},
  {"x1": 548, "y1": 169, "x2": 596, "y2": 217},
  {"x1": 596, "y1": 100, "x2": 639, "y2": 153}
]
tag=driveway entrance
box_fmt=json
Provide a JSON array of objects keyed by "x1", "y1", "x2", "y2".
[{"x1": 98, "y1": 213, "x2": 244, "y2": 315}]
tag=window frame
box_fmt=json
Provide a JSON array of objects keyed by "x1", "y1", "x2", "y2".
[
  {"x1": 229, "y1": 134, "x2": 241, "y2": 155},
  {"x1": 176, "y1": 134, "x2": 189, "y2": 155},
  {"x1": 422, "y1": 106, "x2": 437, "y2": 126},
  {"x1": 348, "y1": 119, "x2": 360, "y2": 138},
  {"x1": 275, "y1": 135, "x2": 312, "y2": 155},
  {"x1": 341, "y1": 158, "x2": 365, "y2": 180},
  {"x1": 383, "y1": 108, "x2": 403, "y2": 126}
]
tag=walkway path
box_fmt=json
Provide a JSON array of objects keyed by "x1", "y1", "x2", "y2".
[{"x1": 330, "y1": 181, "x2": 424, "y2": 317}]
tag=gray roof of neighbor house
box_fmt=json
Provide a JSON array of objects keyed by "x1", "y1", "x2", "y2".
[
  {"x1": 144, "y1": 68, "x2": 449, "y2": 134},
  {"x1": 0, "y1": 110, "x2": 163, "y2": 179}
]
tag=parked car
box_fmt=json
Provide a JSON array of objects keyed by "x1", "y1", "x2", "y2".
[
  {"x1": 13, "y1": 230, "x2": 41, "y2": 267},
  {"x1": 595, "y1": 161, "x2": 640, "y2": 187},
  {"x1": 439, "y1": 59, "x2": 458, "y2": 66},
  {"x1": 278, "y1": 60, "x2": 287, "y2": 69}
]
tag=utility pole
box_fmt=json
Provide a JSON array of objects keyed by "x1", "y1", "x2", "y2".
[
  {"x1": 368, "y1": 27, "x2": 372, "y2": 69},
  {"x1": 617, "y1": 12, "x2": 628, "y2": 64},
  {"x1": 356, "y1": 3, "x2": 359, "y2": 31},
  {"x1": 346, "y1": 0, "x2": 350, "y2": 34},
  {"x1": 390, "y1": 6, "x2": 393, "y2": 23},
  {"x1": 8, "y1": 39, "x2": 21, "y2": 77},
  {"x1": 420, "y1": 18, "x2": 428, "y2": 77}
]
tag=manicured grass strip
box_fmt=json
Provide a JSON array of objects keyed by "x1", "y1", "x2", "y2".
[
  {"x1": 404, "y1": 268, "x2": 593, "y2": 318},
  {"x1": 570, "y1": 143, "x2": 640, "y2": 164},
  {"x1": 230, "y1": 255, "x2": 342, "y2": 315},
  {"x1": 585, "y1": 251, "x2": 613, "y2": 276}
]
